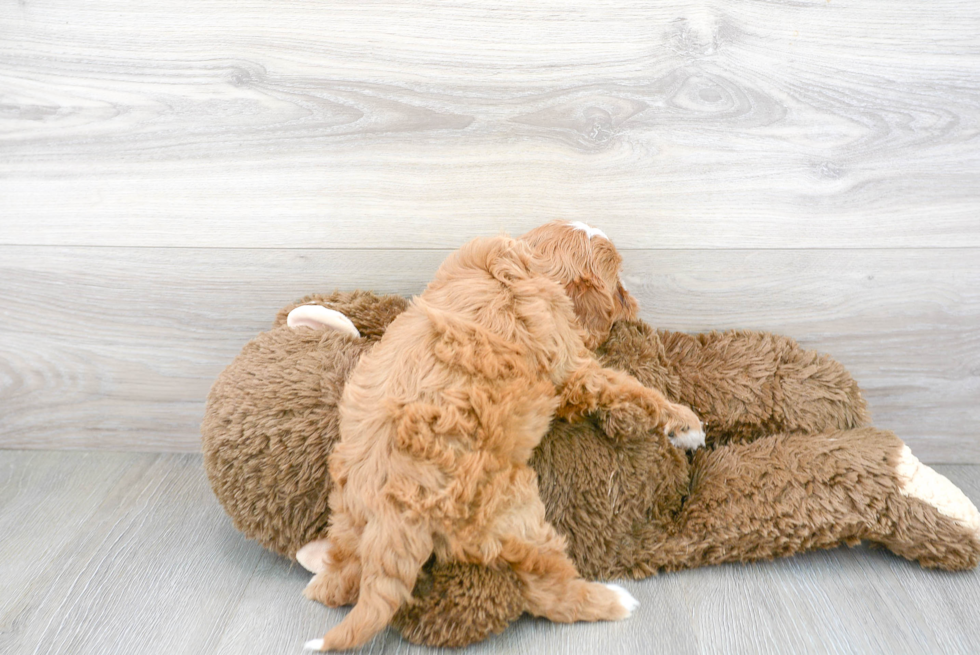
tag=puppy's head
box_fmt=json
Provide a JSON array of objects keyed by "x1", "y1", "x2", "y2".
[{"x1": 521, "y1": 220, "x2": 638, "y2": 349}]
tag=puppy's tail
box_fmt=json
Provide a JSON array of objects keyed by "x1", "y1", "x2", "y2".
[{"x1": 308, "y1": 513, "x2": 433, "y2": 651}]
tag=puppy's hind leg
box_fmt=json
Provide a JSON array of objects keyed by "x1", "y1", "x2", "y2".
[
  {"x1": 304, "y1": 505, "x2": 365, "y2": 607},
  {"x1": 498, "y1": 501, "x2": 637, "y2": 623},
  {"x1": 305, "y1": 512, "x2": 434, "y2": 651}
]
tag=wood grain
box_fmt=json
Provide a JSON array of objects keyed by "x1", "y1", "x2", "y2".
[
  {"x1": 0, "y1": 451, "x2": 269, "y2": 654},
  {"x1": 0, "y1": 450, "x2": 139, "y2": 635},
  {"x1": 2, "y1": 1, "x2": 979, "y2": 650},
  {"x1": 2, "y1": 0, "x2": 979, "y2": 248},
  {"x1": 1, "y1": 245, "x2": 977, "y2": 460},
  {"x1": 1, "y1": 2, "x2": 978, "y2": 459},
  {"x1": 1, "y1": 451, "x2": 979, "y2": 654}
]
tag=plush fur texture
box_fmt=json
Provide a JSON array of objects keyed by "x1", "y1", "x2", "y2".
[
  {"x1": 202, "y1": 291, "x2": 407, "y2": 559},
  {"x1": 389, "y1": 560, "x2": 524, "y2": 648},
  {"x1": 203, "y1": 290, "x2": 980, "y2": 648},
  {"x1": 301, "y1": 225, "x2": 703, "y2": 650}
]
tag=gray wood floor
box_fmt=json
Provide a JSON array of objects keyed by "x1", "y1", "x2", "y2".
[{"x1": 2, "y1": 449, "x2": 979, "y2": 655}]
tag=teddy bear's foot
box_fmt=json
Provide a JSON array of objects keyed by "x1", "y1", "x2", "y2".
[
  {"x1": 297, "y1": 538, "x2": 332, "y2": 574},
  {"x1": 287, "y1": 305, "x2": 360, "y2": 337},
  {"x1": 895, "y1": 446, "x2": 980, "y2": 537},
  {"x1": 876, "y1": 445, "x2": 980, "y2": 570}
]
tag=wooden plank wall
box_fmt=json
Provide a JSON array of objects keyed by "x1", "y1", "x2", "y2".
[{"x1": 1, "y1": 1, "x2": 978, "y2": 460}]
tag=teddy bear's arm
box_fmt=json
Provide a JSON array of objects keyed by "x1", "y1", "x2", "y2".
[
  {"x1": 597, "y1": 321, "x2": 870, "y2": 447},
  {"x1": 655, "y1": 329, "x2": 870, "y2": 446}
]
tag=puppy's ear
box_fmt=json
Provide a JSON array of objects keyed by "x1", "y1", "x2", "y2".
[
  {"x1": 614, "y1": 280, "x2": 639, "y2": 320},
  {"x1": 565, "y1": 275, "x2": 615, "y2": 350}
]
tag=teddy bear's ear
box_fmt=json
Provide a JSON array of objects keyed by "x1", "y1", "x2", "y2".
[
  {"x1": 286, "y1": 305, "x2": 360, "y2": 337},
  {"x1": 565, "y1": 275, "x2": 616, "y2": 350}
]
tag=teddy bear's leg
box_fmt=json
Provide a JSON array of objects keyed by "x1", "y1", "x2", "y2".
[
  {"x1": 655, "y1": 329, "x2": 871, "y2": 446},
  {"x1": 874, "y1": 445, "x2": 980, "y2": 568},
  {"x1": 638, "y1": 428, "x2": 980, "y2": 573}
]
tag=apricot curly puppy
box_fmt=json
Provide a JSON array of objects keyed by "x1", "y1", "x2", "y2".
[{"x1": 303, "y1": 221, "x2": 703, "y2": 651}]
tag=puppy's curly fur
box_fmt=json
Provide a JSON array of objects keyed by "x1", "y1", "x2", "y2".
[{"x1": 303, "y1": 223, "x2": 701, "y2": 650}]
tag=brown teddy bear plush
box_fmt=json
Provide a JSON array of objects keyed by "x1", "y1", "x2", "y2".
[{"x1": 202, "y1": 290, "x2": 980, "y2": 648}]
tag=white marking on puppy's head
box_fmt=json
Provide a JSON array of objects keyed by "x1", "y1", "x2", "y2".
[{"x1": 567, "y1": 221, "x2": 609, "y2": 241}]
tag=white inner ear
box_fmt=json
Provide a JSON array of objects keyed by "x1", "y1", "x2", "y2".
[
  {"x1": 286, "y1": 305, "x2": 360, "y2": 337},
  {"x1": 568, "y1": 220, "x2": 609, "y2": 240}
]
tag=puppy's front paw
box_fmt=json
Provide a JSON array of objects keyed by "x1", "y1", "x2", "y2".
[{"x1": 662, "y1": 403, "x2": 705, "y2": 451}]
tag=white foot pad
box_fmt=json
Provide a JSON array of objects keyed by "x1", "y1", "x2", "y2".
[
  {"x1": 296, "y1": 538, "x2": 332, "y2": 574},
  {"x1": 304, "y1": 638, "x2": 324, "y2": 651},
  {"x1": 669, "y1": 428, "x2": 706, "y2": 451},
  {"x1": 896, "y1": 445, "x2": 980, "y2": 535},
  {"x1": 604, "y1": 583, "x2": 639, "y2": 616},
  {"x1": 287, "y1": 305, "x2": 360, "y2": 337}
]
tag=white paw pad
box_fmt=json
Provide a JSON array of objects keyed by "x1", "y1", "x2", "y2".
[
  {"x1": 896, "y1": 445, "x2": 980, "y2": 535},
  {"x1": 304, "y1": 638, "x2": 324, "y2": 651},
  {"x1": 296, "y1": 538, "x2": 332, "y2": 574},
  {"x1": 604, "y1": 583, "x2": 639, "y2": 616},
  {"x1": 669, "y1": 428, "x2": 706, "y2": 451},
  {"x1": 287, "y1": 305, "x2": 360, "y2": 337}
]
